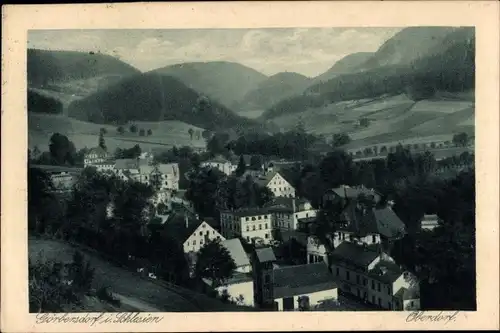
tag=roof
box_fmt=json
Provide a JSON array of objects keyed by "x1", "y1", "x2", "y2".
[
  {"x1": 115, "y1": 158, "x2": 139, "y2": 170},
  {"x1": 157, "y1": 163, "x2": 179, "y2": 175},
  {"x1": 265, "y1": 197, "x2": 311, "y2": 212},
  {"x1": 163, "y1": 211, "x2": 204, "y2": 242},
  {"x1": 255, "y1": 247, "x2": 277, "y2": 263},
  {"x1": 86, "y1": 147, "x2": 107, "y2": 156},
  {"x1": 368, "y1": 260, "x2": 404, "y2": 284},
  {"x1": 221, "y1": 239, "x2": 251, "y2": 268},
  {"x1": 373, "y1": 208, "x2": 406, "y2": 239},
  {"x1": 221, "y1": 207, "x2": 270, "y2": 218},
  {"x1": 330, "y1": 242, "x2": 380, "y2": 269},
  {"x1": 254, "y1": 171, "x2": 278, "y2": 187},
  {"x1": 204, "y1": 155, "x2": 230, "y2": 164},
  {"x1": 273, "y1": 262, "x2": 337, "y2": 299},
  {"x1": 394, "y1": 287, "x2": 420, "y2": 300},
  {"x1": 327, "y1": 185, "x2": 381, "y2": 202}
]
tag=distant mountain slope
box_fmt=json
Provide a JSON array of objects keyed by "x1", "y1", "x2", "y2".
[
  {"x1": 152, "y1": 61, "x2": 268, "y2": 109},
  {"x1": 28, "y1": 49, "x2": 140, "y2": 87},
  {"x1": 67, "y1": 72, "x2": 259, "y2": 131},
  {"x1": 313, "y1": 52, "x2": 373, "y2": 84},
  {"x1": 262, "y1": 27, "x2": 474, "y2": 120},
  {"x1": 236, "y1": 72, "x2": 311, "y2": 111},
  {"x1": 358, "y1": 27, "x2": 460, "y2": 70}
]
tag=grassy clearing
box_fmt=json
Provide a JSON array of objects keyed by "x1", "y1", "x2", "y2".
[{"x1": 29, "y1": 114, "x2": 206, "y2": 152}]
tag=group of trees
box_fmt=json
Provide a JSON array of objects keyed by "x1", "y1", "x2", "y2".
[
  {"x1": 123, "y1": 124, "x2": 153, "y2": 137},
  {"x1": 29, "y1": 251, "x2": 95, "y2": 312},
  {"x1": 28, "y1": 90, "x2": 63, "y2": 114},
  {"x1": 187, "y1": 128, "x2": 204, "y2": 140},
  {"x1": 452, "y1": 132, "x2": 471, "y2": 147}
]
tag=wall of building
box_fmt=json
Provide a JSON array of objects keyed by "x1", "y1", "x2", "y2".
[
  {"x1": 267, "y1": 174, "x2": 296, "y2": 198},
  {"x1": 403, "y1": 298, "x2": 421, "y2": 311},
  {"x1": 236, "y1": 264, "x2": 252, "y2": 274},
  {"x1": 217, "y1": 281, "x2": 254, "y2": 307},
  {"x1": 307, "y1": 236, "x2": 327, "y2": 264},
  {"x1": 183, "y1": 223, "x2": 225, "y2": 253},
  {"x1": 274, "y1": 288, "x2": 338, "y2": 311}
]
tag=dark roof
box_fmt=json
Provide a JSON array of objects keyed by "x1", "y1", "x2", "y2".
[
  {"x1": 297, "y1": 216, "x2": 317, "y2": 224},
  {"x1": 221, "y1": 207, "x2": 270, "y2": 218},
  {"x1": 367, "y1": 260, "x2": 403, "y2": 284},
  {"x1": 273, "y1": 262, "x2": 337, "y2": 298},
  {"x1": 373, "y1": 208, "x2": 406, "y2": 239},
  {"x1": 255, "y1": 247, "x2": 277, "y2": 263},
  {"x1": 221, "y1": 239, "x2": 250, "y2": 268},
  {"x1": 326, "y1": 185, "x2": 381, "y2": 202},
  {"x1": 254, "y1": 171, "x2": 278, "y2": 187},
  {"x1": 330, "y1": 242, "x2": 380, "y2": 269},
  {"x1": 163, "y1": 211, "x2": 203, "y2": 241}
]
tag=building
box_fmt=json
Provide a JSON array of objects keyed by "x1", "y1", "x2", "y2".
[
  {"x1": 323, "y1": 185, "x2": 382, "y2": 206},
  {"x1": 201, "y1": 155, "x2": 236, "y2": 175},
  {"x1": 220, "y1": 208, "x2": 273, "y2": 245},
  {"x1": 266, "y1": 197, "x2": 317, "y2": 231},
  {"x1": 221, "y1": 238, "x2": 252, "y2": 274},
  {"x1": 420, "y1": 214, "x2": 440, "y2": 231},
  {"x1": 253, "y1": 248, "x2": 338, "y2": 311},
  {"x1": 49, "y1": 172, "x2": 76, "y2": 192},
  {"x1": 83, "y1": 147, "x2": 108, "y2": 167},
  {"x1": 154, "y1": 163, "x2": 180, "y2": 190},
  {"x1": 329, "y1": 242, "x2": 420, "y2": 310},
  {"x1": 93, "y1": 160, "x2": 115, "y2": 173},
  {"x1": 254, "y1": 171, "x2": 296, "y2": 198}
]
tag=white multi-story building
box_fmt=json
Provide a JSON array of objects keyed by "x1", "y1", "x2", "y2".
[
  {"x1": 420, "y1": 214, "x2": 440, "y2": 231},
  {"x1": 266, "y1": 198, "x2": 317, "y2": 231},
  {"x1": 329, "y1": 241, "x2": 420, "y2": 311},
  {"x1": 255, "y1": 172, "x2": 296, "y2": 198},
  {"x1": 182, "y1": 219, "x2": 226, "y2": 254},
  {"x1": 220, "y1": 208, "x2": 273, "y2": 245},
  {"x1": 201, "y1": 155, "x2": 236, "y2": 175}
]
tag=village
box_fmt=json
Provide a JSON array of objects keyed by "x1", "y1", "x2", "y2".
[{"x1": 28, "y1": 137, "x2": 469, "y2": 312}]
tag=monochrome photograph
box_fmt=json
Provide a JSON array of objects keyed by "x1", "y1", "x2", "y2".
[{"x1": 24, "y1": 25, "x2": 478, "y2": 314}]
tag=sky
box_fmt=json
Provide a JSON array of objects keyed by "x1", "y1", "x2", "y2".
[{"x1": 28, "y1": 28, "x2": 402, "y2": 77}]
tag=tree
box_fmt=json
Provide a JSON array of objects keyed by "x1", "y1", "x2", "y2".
[
  {"x1": 98, "y1": 132, "x2": 106, "y2": 151},
  {"x1": 249, "y1": 155, "x2": 263, "y2": 170},
  {"x1": 452, "y1": 132, "x2": 469, "y2": 147},
  {"x1": 117, "y1": 126, "x2": 125, "y2": 135},
  {"x1": 195, "y1": 239, "x2": 236, "y2": 287},
  {"x1": 186, "y1": 167, "x2": 225, "y2": 218},
  {"x1": 430, "y1": 142, "x2": 436, "y2": 149},
  {"x1": 139, "y1": 129, "x2": 146, "y2": 137},
  {"x1": 147, "y1": 129, "x2": 153, "y2": 136},
  {"x1": 130, "y1": 124, "x2": 138, "y2": 134},
  {"x1": 49, "y1": 133, "x2": 76, "y2": 165},
  {"x1": 100, "y1": 128, "x2": 107, "y2": 135},
  {"x1": 332, "y1": 133, "x2": 351, "y2": 147},
  {"x1": 235, "y1": 155, "x2": 246, "y2": 177},
  {"x1": 380, "y1": 146, "x2": 388, "y2": 154},
  {"x1": 188, "y1": 128, "x2": 194, "y2": 140}
]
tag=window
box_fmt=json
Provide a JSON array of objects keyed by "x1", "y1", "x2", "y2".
[
  {"x1": 377, "y1": 282, "x2": 381, "y2": 292},
  {"x1": 200, "y1": 240, "x2": 203, "y2": 245},
  {"x1": 371, "y1": 280, "x2": 375, "y2": 289},
  {"x1": 265, "y1": 233, "x2": 269, "y2": 239},
  {"x1": 202, "y1": 224, "x2": 206, "y2": 228},
  {"x1": 199, "y1": 231, "x2": 202, "y2": 236},
  {"x1": 206, "y1": 231, "x2": 209, "y2": 235},
  {"x1": 258, "y1": 216, "x2": 262, "y2": 220},
  {"x1": 187, "y1": 242, "x2": 190, "y2": 246},
  {"x1": 252, "y1": 217, "x2": 256, "y2": 221},
  {"x1": 363, "y1": 278, "x2": 367, "y2": 286},
  {"x1": 265, "y1": 223, "x2": 268, "y2": 229},
  {"x1": 246, "y1": 236, "x2": 250, "y2": 242},
  {"x1": 264, "y1": 215, "x2": 267, "y2": 219},
  {"x1": 346, "y1": 271, "x2": 350, "y2": 280},
  {"x1": 387, "y1": 286, "x2": 391, "y2": 295},
  {"x1": 306, "y1": 213, "x2": 309, "y2": 218},
  {"x1": 372, "y1": 235, "x2": 376, "y2": 243},
  {"x1": 378, "y1": 298, "x2": 382, "y2": 306},
  {"x1": 245, "y1": 217, "x2": 249, "y2": 221},
  {"x1": 253, "y1": 226, "x2": 256, "y2": 231},
  {"x1": 193, "y1": 240, "x2": 196, "y2": 245},
  {"x1": 259, "y1": 224, "x2": 262, "y2": 230}
]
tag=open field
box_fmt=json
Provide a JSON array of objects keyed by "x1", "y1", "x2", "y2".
[
  {"x1": 238, "y1": 109, "x2": 266, "y2": 119},
  {"x1": 29, "y1": 114, "x2": 206, "y2": 152},
  {"x1": 269, "y1": 93, "x2": 474, "y2": 151},
  {"x1": 29, "y1": 237, "x2": 253, "y2": 312}
]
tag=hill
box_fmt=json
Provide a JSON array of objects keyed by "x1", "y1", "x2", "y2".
[
  {"x1": 312, "y1": 52, "x2": 373, "y2": 84},
  {"x1": 66, "y1": 72, "x2": 259, "y2": 131},
  {"x1": 235, "y1": 71, "x2": 311, "y2": 111},
  {"x1": 28, "y1": 49, "x2": 140, "y2": 89},
  {"x1": 152, "y1": 61, "x2": 268, "y2": 109},
  {"x1": 262, "y1": 27, "x2": 474, "y2": 120},
  {"x1": 28, "y1": 89, "x2": 64, "y2": 114}
]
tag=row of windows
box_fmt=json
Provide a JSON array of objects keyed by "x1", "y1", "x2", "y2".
[
  {"x1": 336, "y1": 267, "x2": 391, "y2": 295},
  {"x1": 244, "y1": 215, "x2": 268, "y2": 221},
  {"x1": 186, "y1": 235, "x2": 221, "y2": 246}
]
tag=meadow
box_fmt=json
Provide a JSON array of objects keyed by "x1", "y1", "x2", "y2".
[{"x1": 29, "y1": 113, "x2": 206, "y2": 153}]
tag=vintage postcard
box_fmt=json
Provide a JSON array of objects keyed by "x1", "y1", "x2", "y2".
[{"x1": 1, "y1": 1, "x2": 499, "y2": 332}]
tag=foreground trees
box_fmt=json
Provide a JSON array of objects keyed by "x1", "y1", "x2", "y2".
[{"x1": 195, "y1": 239, "x2": 236, "y2": 287}]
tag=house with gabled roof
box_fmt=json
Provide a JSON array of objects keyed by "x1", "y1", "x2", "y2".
[
  {"x1": 254, "y1": 171, "x2": 296, "y2": 198},
  {"x1": 252, "y1": 247, "x2": 338, "y2": 311},
  {"x1": 265, "y1": 197, "x2": 317, "y2": 231},
  {"x1": 201, "y1": 155, "x2": 236, "y2": 175},
  {"x1": 329, "y1": 241, "x2": 420, "y2": 311},
  {"x1": 84, "y1": 147, "x2": 109, "y2": 167}
]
